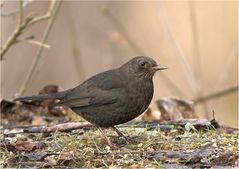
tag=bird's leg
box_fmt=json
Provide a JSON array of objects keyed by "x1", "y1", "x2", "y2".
[
  {"x1": 96, "y1": 127, "x2": 115, "y2": 148},
  {"x1": 111, "y1": 126, "x2": 130, "y2": 142}
]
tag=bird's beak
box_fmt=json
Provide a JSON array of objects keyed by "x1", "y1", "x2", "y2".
[{"x1": 152, "y1": 64, "x2": 168, "y2": 71}]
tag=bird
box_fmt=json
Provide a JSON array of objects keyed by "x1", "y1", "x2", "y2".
[{"x1": 15, "y1": 56, "x2": 167, "y2": 146}]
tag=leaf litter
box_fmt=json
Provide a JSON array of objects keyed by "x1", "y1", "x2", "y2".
[{"x1": 0, "y1": 85, "x2": 238, "y2": 168}]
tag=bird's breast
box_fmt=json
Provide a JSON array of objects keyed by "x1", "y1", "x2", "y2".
[{"x1": 125, "y1": 80, "x2": 154, "y2": 115}]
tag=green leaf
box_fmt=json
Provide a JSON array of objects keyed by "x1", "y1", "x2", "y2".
[{"x1": 184, "y1": 122, "x2": 197, "y2": 132}]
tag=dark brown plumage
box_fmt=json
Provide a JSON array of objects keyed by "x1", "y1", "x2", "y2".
[{"x1": 15, "y1": 56, "x2": 167, "y2": 145}]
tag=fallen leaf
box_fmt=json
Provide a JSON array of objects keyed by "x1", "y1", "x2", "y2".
[
  {"x1": 14, "y1": 139, "x2": 36, "y2": 151},
  {"x1": 157, "y1": 97, "x2": 197, "y2": 122}
]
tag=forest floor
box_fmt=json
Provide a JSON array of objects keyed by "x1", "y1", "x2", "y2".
[{"x1": 1, "y1": 86, "x2": 238, "y2": 168}]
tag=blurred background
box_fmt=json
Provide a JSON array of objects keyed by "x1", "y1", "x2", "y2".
[{"x1": 1, "y1": 1, "x2": 238, "y2": 127}]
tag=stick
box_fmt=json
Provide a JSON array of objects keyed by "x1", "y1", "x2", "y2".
[
  {"x1": 18, "y1": 0, "x2": 62, "y2": 95},
  {"x1": 24, "y1": 122, "x2": 93, "y2": 133},
  {"x1": 194, "y1": 85, "x2": 238, "y2": 104},
  {"x1": 1, "y1": 16, "x2": 34, "y2": 59},
  {"x1": 0, "y1": 0, "x2": 56, "y2": 60},
  {"x1": 11, "y1": 119, "x2": 215, "y2": 134}
]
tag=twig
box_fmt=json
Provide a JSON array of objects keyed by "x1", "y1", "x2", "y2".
[
  {"x1": 1, "y1": 16, "x2": 34, "y2": 59},
  {"x1": 194, "y1": 85, "x2": 238, "y2": 104},
  {"x1": 27, "y1": 0, "x2": 56, "y2": 27},
  {"x1": 17, "y1": 39, "x2": 50, "y2": 48},
  {"x1": 18, "y1": 0, "x2": 23, "y2": 26},
  {"x1": 0, "y1": 0, "x2": 55, "y2": 60},
  {"x1": 103, "y1": 7, "x2": 185, "y2": 97},
  {"x1": 214, "y1": 45, "x2": 238, "y2": 91},
  {"x1": 1, "y1": 9, "x2": 19, "y2": 17},
  {"x1": 18, "y1": 0, "x2": 62, "y2": 95},
  {"x1": 6, "y1": 118, "x2": 217, "y2": 135},
  {"x1": 210, "y1": 110, "x2": 220, "y2": 129},
  {"x1": 162, "y1": 119, "x2": 211, "y2": 127},
  {"x1": 1, "y1": 0, "x2": 32, "y2": 17},
  {"x1": 212, "y1": 110, "x2": 215, "y2": 119},
  {"x1": 24, "y1": 122, "x2": 92, "y2": 133},
  {"x1": 21, "y1": 119, "x2": 212, "y2": 134},
  {"x1": 157, "y1": 3, "x2": 200, "y2": 95}
]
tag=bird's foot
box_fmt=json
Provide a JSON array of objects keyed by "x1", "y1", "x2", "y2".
[
  {"x1": 96, "y1": 127, "x2": 123, "y2": 149},
  {"x1": 117, "y1": 134, "x2": 132, "y2": 144},
  {"x1": 105, "y1": 140, "x2": 118, "y2": 149},
  {"x1": 111, "y1": 127, "x2": 131, "y2": 143}
]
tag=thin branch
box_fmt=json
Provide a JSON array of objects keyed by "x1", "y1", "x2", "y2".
[
  {"x1": 18, "y1": 0, "x2": 62, "y2": 95},
  {"x1": 1, "y1": 0, "x2": 32, "y2": 17},
  {"x1": 103, "y1": 7, "x2": 185, "y2": 97},
  {"x1": 1, "y1": 16, "x2": 34, "y2": 59},
  {"x1": 27, "y1": 0, "x2": 56, "y2": 26},
  {"x1": 0, "y1": 0, "x2": 56, "y2": 60},
  {"x1": 23, "y1": 122, "x2": 92, "y2": 133},
  {"x1": 27, "y1": 14, "x2": 50, "y2": 26},
  {"x1": 18, "y1": 0, "x2": 23, "y2": 26},
  {"x1": 18, "y1": 119, "x2": 213, "y2": 134},
  {"x1": 17, "y1": 39, "x2": 51, "y2": 48},
  {"x1": 157, "y1": 3, "x2": 200, "y2": 95},
  {"x1": 1, "y1": 9, "x2": 19, "y2": 17},
  {"x1": 194, "y1": 85, "x2": 238, "y2": 104},
  {"x1": 214, "y1": 45, "x2": 238, "y2": 91}
]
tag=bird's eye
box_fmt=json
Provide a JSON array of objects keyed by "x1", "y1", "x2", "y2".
[{"x1": 140, "y1": 62, "x2": 147, "y2": 68}]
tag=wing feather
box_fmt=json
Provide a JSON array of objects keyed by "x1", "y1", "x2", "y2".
[{"x1": 56, "y1": 69, "x2": 124, "y2": 108}]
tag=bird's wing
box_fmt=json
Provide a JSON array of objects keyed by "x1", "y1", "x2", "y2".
[{"x1": 56, "y1": 69, "x2": 125, "y2": 108}]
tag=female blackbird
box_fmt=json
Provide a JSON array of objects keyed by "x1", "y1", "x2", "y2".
[{"x1": 15, "y1": 56, "x2": 167, "y2": 146}]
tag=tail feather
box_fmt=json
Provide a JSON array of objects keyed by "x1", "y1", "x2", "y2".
[{"x1": 14, "y1": 92, "x2": 66, "y2": 102}]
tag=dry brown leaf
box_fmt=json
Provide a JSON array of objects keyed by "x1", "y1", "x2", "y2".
[
  {"x1": 14, "y1": 139, "x2": 37, "y2": 152},
  {"x1": 157, "y1": 96, "x2": 198, "y2": 122}
]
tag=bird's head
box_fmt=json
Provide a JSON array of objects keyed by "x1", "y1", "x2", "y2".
[{"x1": 120, "y1": 56, "x2": 167, "y2": 80}]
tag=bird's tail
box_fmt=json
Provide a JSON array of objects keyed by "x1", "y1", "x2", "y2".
[{"x1": 14, "y1": 91, "x2": 67, "y2": 102}]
